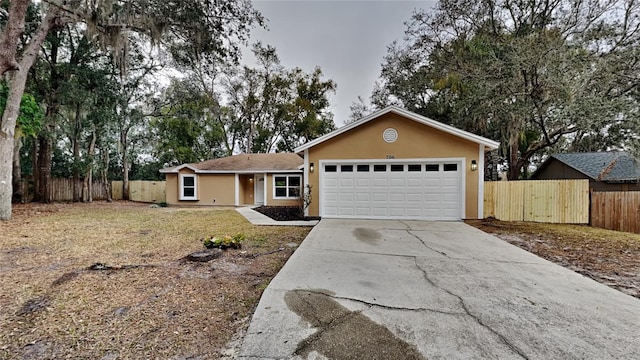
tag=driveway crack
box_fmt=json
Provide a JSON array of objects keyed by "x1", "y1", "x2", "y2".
[
  {"x1": 406, "y1": 229, "x2": 451, "y2": 258},
  {"x1": 412, "y1": 258, "x2": 530, "y2": 360},
  {"x1": 301, "y1": 289, "x2": 465, "y2": 316}
]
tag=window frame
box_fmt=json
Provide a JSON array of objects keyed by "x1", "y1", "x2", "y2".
[
  {"x1": 273, "y1": 174, "x2": 302, "y2": 199},
  {"x1": 179, "y1": 173, "x2": 198, "y2": 201}
]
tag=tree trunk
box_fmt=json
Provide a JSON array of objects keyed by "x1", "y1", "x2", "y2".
[
  {"x1": 1, "y1": 70, "x2": 30, "y2": 218},
  {"x1": 72, "y1": 104, "x2": 81, "y2": 202},
  {"x1": 121, "y1": 128, "x2": 130, "y2": 200},
  {"x1": 36, "y1": 134, "x2": 53, "y2": 203},
  {"x1": 0, "y1": 0, "x2": 28, "y2": 75},
  {"x1": 507, "y1": 138, "x2": 521, "y2": 180},
  {"x1": 83, "y1": 126, "x2": 96, "y2": 202},
  {"x1": 102, "y1": 148, "x2": 112, "y2": 202},
  {"x1": 0, "y1": 8, "x2": 59, "y2": 220},
  {"x1": 11, "y1": 136, "x2": 23, "y2": 203},
  {"x1": 32, "y1": 136, "x2": 39, "y2": 201}
]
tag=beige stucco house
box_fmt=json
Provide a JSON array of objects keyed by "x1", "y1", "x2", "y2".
[
  {"x1": 161, "y1": 106, "x2": 499, "y2": 220},
  {"x1": 160, "y1": 153, "x2": 304, "y2": 207}
]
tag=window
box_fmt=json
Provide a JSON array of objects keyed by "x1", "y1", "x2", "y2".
[
  {"x1": 390, "y1": 164, "x2": 404, "y2": 172},
  {"x1": 425, "y1": 164, "x2": 439, "y2": 172},
  {"x1": 408, "y1": 164, "x2": 422, "y2": 172},
  {"x1": 444, "y1": 164, "x2": 458, "y2": 171},
  {"x1": 341, "y1": 165, "x2": 353, "y2": 172},
  {"x1": 325, "y1": 165, "x2": 337, "y2": 172},
  {"x1": 179, "y1": 174, "x2": 197, "y2": 200},
  {"x1": 274, "y1": 175, "x2": 301, "y2": 199},
  {"x1": 357, "y1": 164, "x2": 370, "y2": 172},
  {"x1": 374, "y1": 164, "x2": 387, "y2": 172}
]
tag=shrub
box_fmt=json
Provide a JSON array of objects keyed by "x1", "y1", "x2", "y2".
[{"x1": 203, "y1": 233, "x2": 245, "y2": 249}]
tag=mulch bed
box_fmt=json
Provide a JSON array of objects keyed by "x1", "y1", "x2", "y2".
[{"x1": 253, "y1": 206, "x2": 305, "y2": 221}]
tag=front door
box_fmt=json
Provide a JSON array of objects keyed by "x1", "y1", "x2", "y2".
[{"x1": 255, "y1": 175, "x2": 265, "y2": 205}]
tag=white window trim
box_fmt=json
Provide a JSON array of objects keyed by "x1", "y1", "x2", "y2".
[
  {"x1": 179, "y1": 173, "x2": 198, "y2": 201},
  {"x1": 273, "y1": 174, "x2": 302, "y2": 200}
]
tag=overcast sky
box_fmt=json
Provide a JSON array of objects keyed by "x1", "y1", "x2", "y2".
[{"x1": 243, "y1": 0, "x2": 436, "y2": 126}]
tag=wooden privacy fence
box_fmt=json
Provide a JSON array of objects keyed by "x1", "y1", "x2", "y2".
[
  {"x1": 591, "y1": 192, "x2": 640, "y2": 234},
  {"x1": 484, "y1": 180, "x2": 590, "y2": 224},
  {"x1": 111, "y1": 180, "x2": 166, "y2": 203},
  {"x1": 50, "y1": 178, "x2": 110, "y2": 201}
]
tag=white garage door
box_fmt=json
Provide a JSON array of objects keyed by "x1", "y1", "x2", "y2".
[{"x1": 321, "y1": 160, "x2": 463, "y2": 220}]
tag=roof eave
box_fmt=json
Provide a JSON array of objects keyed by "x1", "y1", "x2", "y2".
[
  {"x1": 294, "y1": 106, "x2": 500, "y2": 153},
  {"x1": 161, "y1": 168, "x2": 303, "y2": 174},
  {"x1": 159, "y1": 164, "x2": 199, "y2": 174}
]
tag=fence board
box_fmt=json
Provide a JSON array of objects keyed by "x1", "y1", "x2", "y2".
[
  {"x1": 111, "y1": 181, "x2": 123, "y2": 200},
  {"x1": 50, "y1": 178, "x2": 109, "y2": 201},
  {"x1": 110, "y1": 180, "x2": 165, "y2": 203},
  {"x1": 129, "y1": 181, "x2": 166, "y2": 203},
  {"x1": 484, "y1": 180, "x2": 589, "y2": 223},
  {"x1": 591, "y1": 192, "x2": 640, "y2": 234}
]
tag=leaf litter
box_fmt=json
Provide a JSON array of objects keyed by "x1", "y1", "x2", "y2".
[
  {"x1": 0, "y1": 202, "x2": 310, "y2": 359},
  {"x1": 468, "y1": 218, "x2": 640, "y2": 298}
]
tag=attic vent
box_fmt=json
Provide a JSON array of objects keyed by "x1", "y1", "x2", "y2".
[{"x1": 383, "y1": 128, "x2": 398, "y2": 143}]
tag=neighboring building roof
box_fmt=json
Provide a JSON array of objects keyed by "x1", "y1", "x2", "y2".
[
  {"x1": 160, "y1": 153, "x2": 303, "y2": 174},
  {"x1": 294, "y1": 106, "x2": 500, "y2": 153},
  {"x1": 532, "y1": 151, "x2": 640, "y2": 183}
]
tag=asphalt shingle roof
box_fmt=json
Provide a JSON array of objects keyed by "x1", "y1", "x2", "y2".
[
  {"x1": 550, "y1": 152, "x2": 640, "y2": 182},
  {"x1": 161, "y1": 153, "x2": 303, "y2": 173},
  {"x1": 194, "y1": 153, "x2": 303, "y2": 171}
]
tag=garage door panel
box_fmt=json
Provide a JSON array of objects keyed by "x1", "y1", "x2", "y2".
[
  {"x1": 324, "y1": 207, "x2": 338, "y2": 216},
  {"x1": 372, "y1": 192, "x2": 388, "y2": 201},
  {"x1": 389, "y1": 207, "x2": 406, "y2": 216},
  {"x1": 321, "y1": 160, "x2": 462, "y2": 220},
  {"x1": 324, "y1": 192, "x2": 339, "y2": 201},
  {"x1": 372, "y1": 207, "x2": 388, "y2": 216},
  {"x1": 339, "y1": 207, "x2": 355, "y2": 216},
  {"x1": 339, "y1": 179, "x2": 355, "y2": 188},
  {"x1": 324, "y1": 178, "x2": 339, "y2": 188},
  {"x1": 340, "y1": 193, "x2": 354, "y2": 201},
  {"x1": 389, "y1": 192, "x2": 405, "y2": 202},
  {"x1": 406, "y1": 208, "x2": 422, "y2": 217},
  {"x1": 373, "y1": 178, "x2": 388, "y2": 186}
]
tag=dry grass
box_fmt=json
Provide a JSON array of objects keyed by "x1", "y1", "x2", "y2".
[
  {"x1": 0, "y1": 202, "x2": 311, "y2": 359},
  {"x1": 468, "y1": 219, "x2": 640, "y2": 298}
]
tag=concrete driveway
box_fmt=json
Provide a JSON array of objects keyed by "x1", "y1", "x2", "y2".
[{"x1": 239, "y1": 219, "x2": 640, "y2": 359}]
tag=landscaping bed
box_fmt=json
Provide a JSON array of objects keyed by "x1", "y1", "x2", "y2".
[
  {"x1": 0, "y1": 202, "x2": 311, "y2": 359},
  {"x1": 253, "y1": 206, "x2": 319, "y2": 221},
  {"x1": 467, "y1": 218, "x2": 640, "y2": 299}
]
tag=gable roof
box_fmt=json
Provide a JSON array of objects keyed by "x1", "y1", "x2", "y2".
[
  {"x1": 294, "y1": 106, "x2": 500, "y2": 153},
  {"x1": 160, "y1": 153, "x2": 303, "y2": 174},
  {"x1": 532, "y1": 151, "x2": 640, "y2": 182}
]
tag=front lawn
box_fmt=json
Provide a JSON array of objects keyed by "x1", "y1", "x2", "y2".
[
  {"x1": 467, "y1": 219, "x2": 640, "y2": 299},
  {"x1": 0, "y1": 202, "x2": 311, "y2": 359}
]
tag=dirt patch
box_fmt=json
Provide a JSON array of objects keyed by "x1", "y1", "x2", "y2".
[
  {"x1": 285, "y1": 289, "x2": 424, "y2": 360},
  {"x1": 0, "y1": 202, "x2": 310, "y2": 359},
  {"x1": 467, "y1": 218, "x2": 640, "y2": 298},
  {"x1": 16, "y1": 297, "x2": 50, "y2": 316}
]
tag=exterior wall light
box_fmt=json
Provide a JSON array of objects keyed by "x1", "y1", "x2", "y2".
[
  {"x1": 249, "y1": 177, "x2": 253, "y2": 182},
  {"x1": 310, "y1": 163, "x2": 315, "y2": 173},
  {"x1": 471, "y1": 160, "x2": 478, "y2": 171}
]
